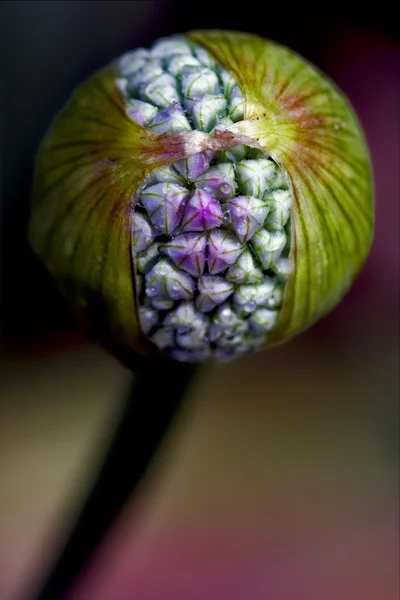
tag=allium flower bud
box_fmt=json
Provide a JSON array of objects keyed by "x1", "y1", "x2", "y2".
[{"x1": 29, "y1": 31, "x2": 374, "y2": 366}]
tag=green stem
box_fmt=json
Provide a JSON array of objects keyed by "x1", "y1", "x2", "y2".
[{"x1": 33, "y1": 358, "x2": 199, "y2": 600}]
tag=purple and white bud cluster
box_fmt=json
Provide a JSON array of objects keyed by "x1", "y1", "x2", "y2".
[
  {"x1": 116, "y1": 35, "x2": 244, "y2": 133},
  {"x1": 118, "y1": 36, "x2": 293, "y2": 361}
]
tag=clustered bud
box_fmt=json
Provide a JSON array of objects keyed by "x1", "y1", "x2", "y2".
[
  {"x1": 117, "y1": 37, "x2": 293, "y2": 361},
  {"x1": 29, "y1": 30, "x2": 373, "y2": 368}
]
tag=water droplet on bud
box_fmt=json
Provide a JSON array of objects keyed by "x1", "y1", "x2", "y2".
[
  {"x1": 146, "y1": 286, "x2": 157, "y2": 297},
  {"x1": 244, "y1": 301, "x2": 256, "y2": 312}
]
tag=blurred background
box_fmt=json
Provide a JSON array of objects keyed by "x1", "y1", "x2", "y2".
[{"x1": 0, "y1": 2, "x2": 399, "y2": 600}]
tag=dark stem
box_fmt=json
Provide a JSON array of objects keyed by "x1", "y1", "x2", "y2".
[{"x1": 32, "y1": 358, "x2": 198, "y2": 600}]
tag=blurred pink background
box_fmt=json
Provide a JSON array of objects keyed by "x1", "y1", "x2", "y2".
[{"x1": 0, "y1": 5, "x2": 398, "y2": 600}]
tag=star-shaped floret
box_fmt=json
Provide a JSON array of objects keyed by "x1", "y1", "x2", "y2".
[
  {"x1": 207, "y1": 230, "x2": 244, "y2": 274},
  {"x1": 264, "y1": 190, "x2": 292, "y2": 228},
  {"x1": 228, "y1": 86, "x2": 245, "y2": 122},
  {"x1": 236, "y1": 159, "x2": 275, "y2": 197},
  {"x1": 139, "y1": 73, "x2": 179, "y2": 108},
  {"x1": 126, "y1": 59, "x2": 163, "y2": 93},
  {"x1": 146, "y1": 164, "x2": 186, "y2": 186},
  {"x1": 160, "y1": 233, "x2": 207, "y2": 276},
  {"x1": 251, "y1": 229, "x2": 287, "y2": 269},
  {"x1": 194, "y1": 162, "x2": 236, "y2": 200},
  {"x1": 132, "y1": 212, "x2": 158, "y2": 253},
  {"x1": 272, "y1": 257, "x2": 292, "y2": 281},
  {"x1": 219, "y1": 70, "x2": 237, "y2": 97},
  {"x1": 151, "y1": 37, "x2": 192, "y2": 58},
  {"x1": 196, "y1": 275, "x2": 234, "y2": 312},
  {"x1": 248, "y1": 308, "x2": 278, "y2": 334},
  {"x1": 140, "y1": 183, "x2": 189, "y2": 235},
  {"x1": 118, "y1": 49, "x2": 149, "y2": 77},
  {"x1": 163, "y1": 301, "x2": 208, "y2": 330},
  {"x1": 174, "y1": 151, "x2": 212, "y2": 182},
  {"x1": 181, "y1": 190, "x2": 224, "y2": 232},
  {"x1": 227, "y1": 195, "x2": 269, "y2": 242},
  {"x1": 180, "y1": 67, "x2": 220, "y2": 100},
  {"x1": 150, "y1": 328, "x2": 174, "y2": 349},
  {"x1": 126, "y1": 99, "x2": 158, "y2": 127},
  {"x1": 189, "y1": 95, "x2": 227, "y2": 132},
  {"x1": 167, "y1": 54, "x2": 201, "y2": 76},
  {"x1": 233, "y1": 277, "x2": 277, "y2": 313},
  {"x1": 226, "y1": 249, "x2": 263, "y2": 284},
  {"x1": 148, "y1": 103, "x2": 191, "y2": 133},
  {"x1": 139, "y1": 306, "x2": 159, "y2": 334},
  {"x1": 192, "y1": 46, "x2": 217, "y2": 69},
  {"x1": 135, "y1": 244, "x2": 160, "y2": 274},
  {"x1": 208, "y1": 304, "x2": 247, "y2": 344},
  {"x1": 145, "y1": 259, "x2": 195, "y2": 301}
]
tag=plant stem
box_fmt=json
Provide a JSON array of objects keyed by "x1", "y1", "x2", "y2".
[{"x1": 32, "y1": 358, "x2": 198, "y2": 600}]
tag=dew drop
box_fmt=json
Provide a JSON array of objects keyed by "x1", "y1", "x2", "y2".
[
  {"x1": 178, "y1": 326, "x2": 190, "y2": 335},
  {"x1": 146, "y1": 286, "x2": 157, "y2": 297},
  {"x1": 220, "y1": 307, "x2": 232, "y2": 321},
  {"x1": 244, "y1": 301, "x2": 256, "y2": 313}
]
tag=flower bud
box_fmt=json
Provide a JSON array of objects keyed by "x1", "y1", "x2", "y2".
[{"x1": 29, "y1": 31, "x2": 373, "y2": 366}]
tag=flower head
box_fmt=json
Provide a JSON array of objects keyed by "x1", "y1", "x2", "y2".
[{"x1": 29, "y1": 32, "x2": 373, "y2": 366}]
